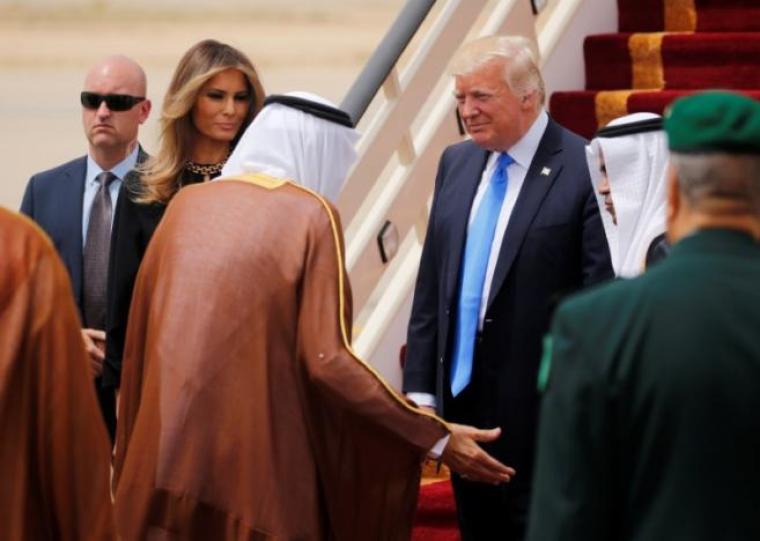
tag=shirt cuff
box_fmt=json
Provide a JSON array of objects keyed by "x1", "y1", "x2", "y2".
[
  {"x1": 406, "y1": 392, "x2": 437, "y2": 409},
  {"x1": 429, "y1": 435, "x2": 450, "y2": 459}
]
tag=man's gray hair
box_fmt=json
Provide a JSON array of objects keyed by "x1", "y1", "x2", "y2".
[
  {"x1": 449, "y1": 35, "x2": 545, "y2": 105},
  {"x1": 670, "y1": 152, "x2": 760, "y2": 214}
]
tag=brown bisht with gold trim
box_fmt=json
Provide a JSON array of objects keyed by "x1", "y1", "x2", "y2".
[
  {"x1": 113, "y1": 176, "x2": 449, "y2": 540},
  {"x1": 0, "y1": 208, "x2": 114, "y2": 540}
]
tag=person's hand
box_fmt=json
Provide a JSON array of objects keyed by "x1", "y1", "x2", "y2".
[
  {"x1": 82, "y1": 328, "x2": 106, "y2": 377},
  {"x1": 441, "y1": 423, "x2": 515, "y2": 485}
]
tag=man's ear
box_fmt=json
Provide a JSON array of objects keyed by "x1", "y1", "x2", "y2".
[
  {"x1": 520, "y1": 90, "x2": 537, "y2": 111},
  {"x1": 139, "y1": 99, "x2": 152, "y2": 124},
  {"x1": 665, "y1": 162, "x2": 681, "y2": 244}
]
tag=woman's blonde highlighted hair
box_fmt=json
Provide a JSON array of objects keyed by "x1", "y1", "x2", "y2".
[{"x1": 138, "y1": 39, "x2": 265, "y2": 204}]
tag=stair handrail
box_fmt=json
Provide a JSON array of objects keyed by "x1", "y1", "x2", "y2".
[{"x1": 340, "y1": 0, "x2": 436, "y2": 126}]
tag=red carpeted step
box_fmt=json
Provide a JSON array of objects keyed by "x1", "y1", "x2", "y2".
[
  {"x1": 618, "y1": 0, "x2": 665, "y2": 32},
  {"x1": 549, "y1": 89, "x2": 760, "y2": 140},
  {"x1": 585, "y1": 33, "x2": 760, "y2": 90},
  {"x1": 583, "y1": 33, "x2": 634, "y2": 90},
  {"x1": 627, "y1": 89, "x2": 760, "y2": 112},
  {"x1": 695, "y1": 1, "x2": 760, "y2": 32},
  {"x1": 412, "y1": 480, "x2": 459, "y2": 541},
  {"x1": 549, "y1": 91, "x2": 599, "y2": 140},
  {"x1": 551, "y1": 1, "x2": 760, "y2": 139},
  {"x1": 618, "y1": 0, "x2": 760, "y2": 32}
]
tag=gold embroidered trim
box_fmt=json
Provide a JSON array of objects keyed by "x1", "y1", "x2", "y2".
[
  {"x1": 224, "y1": 172, "x2": 289, "y2": 190},
  {"x1": 665, "y1": 0, "x2": 697, "y2": 31},
  {"x1": 595, "y1": 90, "x2": 635, "y2": 130},
  {"x1": 629, "y1": 33, "x2": 666, "y2": 90}
]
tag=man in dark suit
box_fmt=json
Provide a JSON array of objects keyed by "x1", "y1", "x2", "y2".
[
  {"x1": 20, "y1": 55, "x2": 151, "y2": 440},
  {"x1": 402, "y1": 35, "x2": 613, "y2": 540},
  {"x1": 528, "y1": 91, "x2": 760, "y2": 541}
]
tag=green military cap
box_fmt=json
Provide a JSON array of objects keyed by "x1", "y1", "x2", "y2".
[{"x1": 664, "y1": 91, "x2": 760, "y2": 154}]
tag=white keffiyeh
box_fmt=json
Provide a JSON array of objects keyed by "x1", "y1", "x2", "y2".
[
  {"x1": 220, "y1": 91, "x2": 360, "y2": 202},
  {"x1": 586, "y1": 112, "x2": 669, "y2": 277}
]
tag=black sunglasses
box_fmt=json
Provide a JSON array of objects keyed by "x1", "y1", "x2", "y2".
[{"x1": 80, "y1": 92, "x2": 145, "y2": 112}]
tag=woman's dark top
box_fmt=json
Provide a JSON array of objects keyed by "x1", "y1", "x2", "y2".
[{"x1": 103, "y1": 167, "x2": 218, "y2": 389}]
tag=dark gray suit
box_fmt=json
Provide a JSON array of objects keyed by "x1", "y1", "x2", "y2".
[
  {"x1": 403, "y1": 117, "x2": 613, "y2": 539},
  {"x1": 21, "y1": 156, "x2": 89, "y2": 310},
  {"x1": 20, "y1": 152, "x2": 144, "y2": 440}
]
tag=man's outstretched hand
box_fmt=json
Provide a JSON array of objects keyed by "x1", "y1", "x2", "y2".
[{"x1": 441, "y1": 424, "x2": 515, "y2": 485}]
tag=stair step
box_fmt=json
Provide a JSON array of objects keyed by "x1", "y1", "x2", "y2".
[
  {"x1": 585, "y1": 33, "x2": 760, "y2": 90},
  {"x1": 618, "y1": 0, "x2": 760, "y2": 32},
  {"x1": 549, "y1": 92, "x2": 599, "y2": 141},
  {"x1": 550, "y1": 89, "x2": 760, "y2": 140}
]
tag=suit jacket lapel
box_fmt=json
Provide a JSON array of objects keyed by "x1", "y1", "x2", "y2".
[
  {"x1": 135, "y1": 145, "x2": 149, "y2": 168},
  {"x1": 123, "y1": 145, "x2": 148, "y2": 191},
  {"x1": 65, "y1": 158, "x2": 87, "y2": 308},
  {"x1": 443, "y1": 146, "x2": 490, "y2": 310},
  {"x1": 485, "y1": 120, "x2": 564, "y2": 311}
]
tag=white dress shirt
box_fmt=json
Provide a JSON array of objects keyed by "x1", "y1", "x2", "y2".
[
  {"x1": 408, "y1": 111, "x2": 549, "y2": 412},
  {"x1": 82, "y1": 145, "x2": 139, "y2": 245}
]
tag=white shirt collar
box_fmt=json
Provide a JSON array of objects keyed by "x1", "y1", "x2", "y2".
[
  {"x1": 505, "y1": 110, "x2": 548, "y2": 170},
  {"x1": 86, "y1": 145, "x2": 139, "y2": 185}
]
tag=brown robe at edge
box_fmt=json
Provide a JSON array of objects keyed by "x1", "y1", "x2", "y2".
[
  {"x1": 113, "y1": 177, "x2": 449, "y2": 540},
  {"x1": 0, "y1": 208, "x2": 114, "y2": 540}
]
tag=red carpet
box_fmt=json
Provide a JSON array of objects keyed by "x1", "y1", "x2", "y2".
[
  {"x1": 412, "y1": 480, "x2": 459, "y2": 541},
  {"x1": 550, "y1": 0, "x2": 760, "y2": 138},
  {"x1": 619, "y1": 0, "x2": 760, "y2": 32},
  {"x1": 551, "y1": 89, "x2": 760, "y2": 141},
  {"x1": 584, "y1": 33, "x2": 760, "y2": 90}
]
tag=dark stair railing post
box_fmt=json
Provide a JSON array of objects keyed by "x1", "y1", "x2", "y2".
[{"x1": 340, "y1": 0, "x2": 436, "y2": 125}]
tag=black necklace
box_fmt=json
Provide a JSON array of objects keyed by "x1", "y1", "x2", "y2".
[{"x1": 185, "y1": 160, "x2": 226, "y2": 183}]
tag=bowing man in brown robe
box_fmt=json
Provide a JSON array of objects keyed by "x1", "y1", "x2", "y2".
[
  {"x1": 0, "y1": 208, "x2": 113, "y2": 540},
  {"x1": 113, "y1": 93, "x2": 514, "y2": 540}
]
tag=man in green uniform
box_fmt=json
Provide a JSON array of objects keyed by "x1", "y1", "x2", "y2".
[{"x1": 527, "y1": 91, "x2": 760, "y2": 541}]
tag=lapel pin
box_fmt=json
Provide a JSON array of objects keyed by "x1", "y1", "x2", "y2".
[{"x1": 541, "y1": 167, "x2": 551, "y2": 176}]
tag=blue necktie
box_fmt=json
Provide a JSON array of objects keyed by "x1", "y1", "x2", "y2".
[{"x1": 450, "y1": 153, "x2": 513, "y2": 396}]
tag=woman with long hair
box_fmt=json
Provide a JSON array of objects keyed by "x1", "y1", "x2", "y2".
[
  {"x1": 139, "y1": 39, "x2": 264, "y2": 203},
  {"x1": 103, "y1": 39, "x2": 265, "y2": 397}
]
